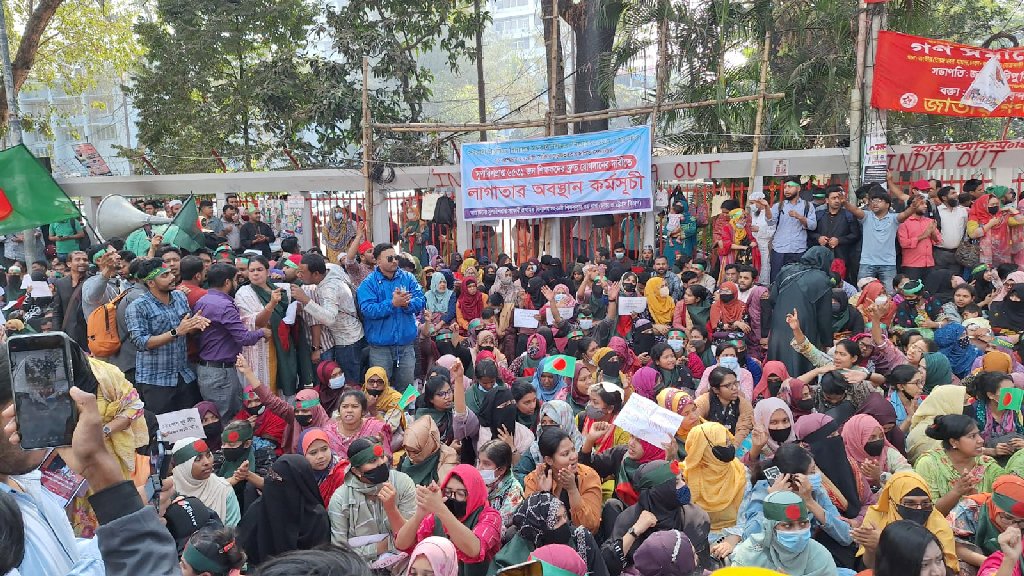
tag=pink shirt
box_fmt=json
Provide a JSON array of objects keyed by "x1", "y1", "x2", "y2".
[
  {"x1": 410, "y1": 507, "x2": 503, "y2": 564},
  {"x1": 897, "y1": 214, "x2": 942, "y2": 268}
]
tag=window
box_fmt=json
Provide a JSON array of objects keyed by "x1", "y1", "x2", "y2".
[
  {"x1": 492, "y1": 0, "x2": 528, "y2": 9},
  {"x1": 493, "y1": 15, "x2": 531, "y2": 36},
  {"x1": 92, "y1": 124, "x2": 119, "y2": 141}
]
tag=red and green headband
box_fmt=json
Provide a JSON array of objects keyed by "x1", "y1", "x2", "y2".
[
  {"x1": 350, "y1": 443, "x2": 385, "y2": 468},
  {"x1": 172, "y1": 439, "x2": 210, "y2": 466},
  {"x1": 295, "y1": 397, "x2": 320, "y2": 410},
  {"x1": 221, "y1": 427, "x2": 253, "y2": 444}
]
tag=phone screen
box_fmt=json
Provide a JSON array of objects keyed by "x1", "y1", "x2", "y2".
[{"x1": 10, "y1": 333, "x2": 77, "y2": 449}]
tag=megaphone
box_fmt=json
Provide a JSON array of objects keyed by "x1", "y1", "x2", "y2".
[{"x1": 95, "y1": 195, "x2": 174, "y2": 241}]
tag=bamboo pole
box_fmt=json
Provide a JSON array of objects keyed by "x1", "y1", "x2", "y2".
[
  {"x1": 362, "y1": 56, "x2": 374, "y2": 240},
  {"x1": 546, "y1": 0, "x2": 559, "y2": 137},
  {"x1": 747, "y1": 30, "x2": 772, "y2": 195},
  {"x1": 650, "y1": 3, "x2": 669, "y2": 147},
  {"x1": 374, "y1": 93, "x2": 785, "y2": 133}
]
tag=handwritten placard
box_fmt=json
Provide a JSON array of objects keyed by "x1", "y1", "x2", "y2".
[
  {"x1": 545, "y1": 307, "x2": 574, "y2": 324},
  {"x1": 155, "y1": 408, "x2": 205, "y2": 443},
  {"x1": 28, "y1": 281, "x2": 51, "y2": 298},
  {"x1": 615, "y1": 393, "x2": 685, "y2": 447},
  {"x1": 513, "y1": 308, "x2": 540, "y2": 329},
  {"x1": 617, "y1": 296, "x2": 648, "y2": 316}
]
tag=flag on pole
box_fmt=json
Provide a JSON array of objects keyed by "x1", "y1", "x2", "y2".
[
  {"x1": 0, "y1": 145, "x2": 81, "y2": 235},
  {"x1": 164, "y1": 195, "x2": 205, "y2": 251}
]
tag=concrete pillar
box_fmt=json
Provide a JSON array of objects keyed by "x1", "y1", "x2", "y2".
[{"x1": 299, "y1": 190, "x2": 314, "y2": 252}]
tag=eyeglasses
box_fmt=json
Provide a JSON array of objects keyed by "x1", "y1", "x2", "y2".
[
  {"x1": 367, "y1": 378, "x2": 385, "y2": 386},
  {"x1": 437, "y1": 388, "x2": 454, "y2": 398},
  {"x1": 996, "y1": 512, "x2": 1024, "y2": 527},
  {"x1": 898, "y1": 499, "x2": 933, "y2": 510},
  {"x1": 444, "y1": 488, "x2": 469, "y2": 500},
  {"x1": 718, "y1": 382, "x2": 739, "y2": 390},
  {"x1": 385, "y1": 255, "x2": 397, "y2": 262}
]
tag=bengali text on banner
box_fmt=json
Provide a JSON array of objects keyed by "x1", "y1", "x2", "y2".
[
  {"x1": 459, "y1": 126, "x2": 653, "y2": 221},
  {"x1": 872, "y1": 30, "x2": 1024, "y2": 118}
]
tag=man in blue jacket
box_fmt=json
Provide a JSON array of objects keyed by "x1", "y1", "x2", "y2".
[{"x1": 357, "y1": 243, "x2": 425, "y2": 392}]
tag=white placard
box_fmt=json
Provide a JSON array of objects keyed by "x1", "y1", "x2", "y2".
[
  {"x1": 273, "y1": 282, "x2": 291, "y2": 305},
  {"x1": 28, "y1": 281, "x2": 51, "y2": 298},
  {"x1": 962, "y1": 56, "x2": 1012, "y2": 112},
  {"x1": 420, "y1": 193, "x2": 441, "y2": 221},
  {"x1": 617, "y1": 296, "x2": 648, "y2": 316},
  {"x1": 545, "y1": 307, "x2": 574, "y2": 324},
  {"x1": 19, "y1": 275, "x2": 30, "y2": 289},
  {"x1": 513, "y1": 308, "x2": 540, "y2": 329},
  {"x1": 614, "y1": 394, "x2": 685, "y2": 447},
  {"x1": 283, "y1": 300, "x2": 299, "y2": 325},
  {"x1": 773, "y1": 159, "x2": 789, "y2": 177},
  {"x1": 155, "y1": 408, "x2": 205, "y2": 443},
  {"x1": 348, "y1": 533, "x2": 389, "y2": 548}
]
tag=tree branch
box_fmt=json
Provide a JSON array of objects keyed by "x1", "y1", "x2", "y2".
[{"x1": 0, "y1": 0, "x2": 64, "y2": 123}]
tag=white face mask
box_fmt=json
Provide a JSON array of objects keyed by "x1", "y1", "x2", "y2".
[
  {"x1": 579, "y1": 319, "x2": 594, "y2": 330},
  {"x1": 479, "y1": 468, "x2": 497, "y2": 484},
  {"x1": 554, "y1": 294, "x2": 566, "y2": 303},
  {"x1": 667, "y1": 339, "x2": 685, "y2": 352},
  {"x1": 328, "y1": 375, "x2": 346, "y2": 389},
  {"x1": 333, "y1": 212, "x2": 344, "y2": 221}
]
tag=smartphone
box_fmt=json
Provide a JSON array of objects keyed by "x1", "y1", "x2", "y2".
[
  {"x1": 763, "y1": 465, "x2": 781, "y2": 483},
  {"x1": 9, "y1": 332, "x2": 77, "y2": 449},
  {"x1": 497, "y1": 560, "x2": 544, "y2": 576},
  {"x1": 874, "y1": 295, "x2": 888, "y2": 307}
]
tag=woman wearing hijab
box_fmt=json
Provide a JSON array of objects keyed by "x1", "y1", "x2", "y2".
[
  {"x1": 299, "y1": 428, "x2": 347, "y2": 506},
  {"x1": 934, "y1": 322, "x2": 983, "y2": 380},
  {"x1": 788, "y1": 378, "x2": 816, "y2": 420},
  {"x1": 399, "y1": 415, "x2": 459, "y2": 486},
  {"x1": 406, "y1": 537, "x2": 459, "y2": 576},
  {"x1": 511, "y1": 333, "x2": 548, "y2": 378},
  {"x1": 396, "y1": 464, "x2": 503, "y2": 576},
  {"x1": 968, "y1": 189, "x2": 1024, "y2": 267},
  {"x1": 608, "y1": 337, "x2": 640, "y2": 379},
  {"x1": 456, "y1": 279, "x2": 487, "y2": 334},
  {"x1": 476, "y1": 386, "x2": 536, "y2": 458},
  {"x1": 682, "y1": 422, "x2": 747, "y2": 535},
  {"x1": 658, "y1": 388, "x2": 702, "y2": 460},
  {"x1": 644, "y1": 276, "x2": 676, "y2": 327},
  {"x1": 841, "y1": 414, "x2": 912, "y2": 492},
  {"x1": 852, "y1": 471, "x2": 958, "y2": 572},
  {"x1": 364, "y1": 366, "x2": 405, "y2": 446},
  {"x1": 767, "y1": 246, "x2": 834, "y2": 377},
  {"x1": 856, "y1": 392, "x2": 908, "y2": 455},
  {"x1": 531, "y1": 357, "x2": 568, "y2": 403},
  {"x1": 906, "y1": 384, "x2": 967, "y2": 463},
  {"x1": 674, "y1": 285, "x2": 712, "y2": 331},
  {"x1": 594, "y1": 347, "x2": 629, "y2": 387},
  {"x1": 793, "y1": 413, "x2": 865, "y2": 521},
  {"x1": 579, "y1": 432, "x2": 665, "y2": 507},
  {"x1": 313, "y1": 360, "x2": 346, "y2": 418},
  {"x1": 856, "y1": 280, "x2": 897, "y2": 329},
  {"x1": 238, "y1": 454, "x2": 331, "y2": 565},
  {"x1": 567, "y1": 362, "x2": 593, "y2": 416},
  {"x1": 709, "y1": 281, "x2": 750, "y2": 338},
  {"x1": 515, "y1": 400, "x2": 584, "y2": 484},
  {"x1": 649, "y1": 342, "x2": 694, "y2": 394},
  {"x1": 415, "y1": 369, "x2": 480, "y2": 447},
  {"x1": 744, "y1": 397, "x2": 795, "y2": 464},
  {"x1": 580, "y1": 381, "x2": 631, "y2": 455},
  {"x1": 946, "y1": 474, "x2": 1024, "y2": 572},
  {"x1": 323, "y1": 206, "x2": 356, "y2": 263},
  {"x1": 830, "y1": 288, "x2": 865, "y2": 337},
  {"x1": 196, "y1": 401, "x2": 224, "y2": 452},
  {"x1": 694, "y1": 366, "x2": 753, "y2": 445},
  {"x1": 751, "y1": 360, "x2": 795, "y2": 403},
  {"x1": 992, "y1": 284, "x2": 1024, "y2": 330},
  {"x1": 632, "y1": 529, "x2": 701, "y2": 576},
  {"x1": 968, "y1": 370, "x2": 1024, "y2": 448},
  {"x1": 172, "y1": 437, "x2": 241, "y2": 527},
  {"x1": 730, "y1": 491, "x2": 838, "y2": 576},
  {"x1": 491, "y1": 493, "x2": 606, "y2": 576},
  {"x1": 425, "y1": 272, "x2": 457, "y2": 329}
]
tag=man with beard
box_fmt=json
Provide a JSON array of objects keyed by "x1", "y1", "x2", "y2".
[
  {"x1": 762, "y1": 180, "x2": 817, "y2": 283},
  {"x1": 736, "y1": 265, "x2": 770, "y2": 361},
  {"x1": 933, "y1": 186, "x2": 969, "y2": 275},
  {"x1": 847, "y1": 186, "x2": 922, "y2": 294},
  {"x1": 125, "y1": 258, "x2": 211, "y2": 414},
  {"x1": 194, "y1": 263, "x2": 270, "y2": 418},
  {"x1": 809, "y1": 186, "x2": 860, "y2": 277},
  {"x1": 653, "y1": 256, "x2": 685, "y2": 300},
  {"x1": 52, "y1": 250, "x2": 90, "y2": 349}
]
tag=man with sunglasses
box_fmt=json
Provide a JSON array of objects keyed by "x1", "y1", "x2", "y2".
[{"x1": 357, "y1": 243, "x2": 425, "y2": 393}]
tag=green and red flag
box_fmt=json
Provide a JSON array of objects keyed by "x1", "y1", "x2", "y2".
[
  {"x1": 998, "y1": 388, "x2": 1024, "y2": 411},
  {"x1": 0, "y1": 145, "x2": 81, "y2": 235},
  {"x1": 164, "y1": 195, "x2": 205, "y2": 251},
  {"x1": 546, "y1": 355, "x2": 576, "y2": 377}
]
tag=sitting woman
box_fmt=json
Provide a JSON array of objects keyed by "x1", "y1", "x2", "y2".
[
  {"x1": 491, "y1": 493, "x2": 607, "y2": 575},
  {"x1": 566, "y1": 361, "x2": 594, "y2": 416},
  {"x1": 328, "y1": 438, "x2": 417, "y2": 561},
  {"x1": 604, "y1": 461, "x2": 713, "y2": 575},
  {"x1": 840, "y1": 414, "x2": 912, "y2": 492},
  {"x1": 333, "y1": 390, "x2": 393, "y2": 459},
  {"x1": 579, "y1": 381, "x2": 630, "y2": 454},
  {"x1": 658, "y1": 388, "x2": 702, "y2": 461},
  {"x1": 914, "y1": 414, "x2": 1005, "y2": 515},
  {"x1": 414, "y1": 373, "x2": 479, "y2": 448},
  {"x1": 217, "y1": 420, "x2": 274, "y2": 510},
  {"x1": 523, "y1": 428, "x2": 604, "y2": 533},
  {"x1": 949, "y1": 474, "x2": 1024, "y2": 571},
  {"x1": 787, "y1": 310, "x2": 876, "y2": 394},
  {"x1": 475, "y1": 386, "x2": 535, "y2": 461},
  {"x1": 399, "y1": 415, "x2": 459, "y2": 486},
  {"x1": 578, "y1": 432, "x2": 665, "y2": 507},
  {"x1": 179, "y1": 526, "x2": 247, "y2": 576},
  {"x1": 886, "y1": 365, "x2": 923, "y2": 433},
  {"x1": 171, "y1": 437, "x2": 241, "y2": 527},
  {"x1": 511, "y1": 378, "x2": 539, "y2": 433},
  {"x1": 395, "y1": 464, "x2": 503, "y2": 576},
  {"x1": 405, "y1": 537, "x2": 459, "y2": 576},
  {"x1": 906, "y1": 385, "x2": 968, "y2": 464},
  {"x1": 851, "y1": 471, "x2": 958, "y2": 573},
  {"x1": 743, "y1": 397, "x2": 795, "y2": 465},
  {"x1": 515, "y1": 400, "x2": 583, "y2": 485},
  {"x1": 683, "y1": 423, "x2": 747, "y2": 543},
  {"x1": 970, "y1": 371, "x2": 1024, "y2": 448},
  {"x1": 477, "y1": 439, "x2": 524, "y2": 537},
  {"x1": 729, "y1": 491, "x2": 838, "y2": 576},
  {"x1": 649, "y1": 342, "x2": 695, "y2": 394},
  {"x1": 363, "y1": 366, "x2": 406, "y2": 451},
  {"x1": 694, "y1": 366, "x2": 753, "y2": 446},
  {"x1": 695, "y1": 343, "x2": 755, "y2": 401},
  {"x1": 531, "y1": 357, "x2": 568, "y2": 403},
  {"x1": 300, "y1": 428, "x2": 347, "y2": 506},
  {"x1": 872, "y1": 520, "x2": 948, "y2": 576}
]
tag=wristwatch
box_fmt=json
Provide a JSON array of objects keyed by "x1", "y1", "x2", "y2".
[
  {"x1": 170, "y1": 328, "x2": 178, "y2": 338},
  {"x1": 102, "y1": 425, "x2": 112, "y2": 437},
  {"x1": 627, "y1": 527, "x2": 639, "y2": 538}
]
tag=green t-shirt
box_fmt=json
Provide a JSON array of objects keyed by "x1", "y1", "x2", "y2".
[{"x1": 50, "y1": 219, "x2": 81, "y2": 255}]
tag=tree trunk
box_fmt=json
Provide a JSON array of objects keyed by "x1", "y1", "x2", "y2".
[
  {"x1": 474, "y1": 0, "x2": 487, "y2": 142},
  {"x1": 541, "y1": 0, "x2": 567, "y2": 136},
  {"x1": 562, "y1": 0, "x2": 622, "y2": 134},
  {"x1": 0, "y1": 0, "x2": 64, "y2": 127}
]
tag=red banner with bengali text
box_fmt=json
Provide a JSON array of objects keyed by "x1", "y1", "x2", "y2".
[{"x1": 872, "y1": 30, "x2": 1024, "y2": 117}]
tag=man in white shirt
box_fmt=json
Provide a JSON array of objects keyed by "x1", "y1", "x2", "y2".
[{"x1": 934, "y1": 185, "x2": 968, "y2": 275}]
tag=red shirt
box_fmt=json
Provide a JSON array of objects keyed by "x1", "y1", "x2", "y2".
[{"x1": 897, "y1": 214, "x2": 943, "y2": 268}]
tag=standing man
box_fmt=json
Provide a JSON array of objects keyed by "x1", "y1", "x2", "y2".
[
  {"x1": 763, "y1": 180, "x2": 817, "y2": 283},
  {"x1": 357, "y1": 243, "x2": 424, "y2": 392},
  {"x1": 165, "y1": 199, "x2": 183, "y2": 219},
  {"x1": 178, "y1": 255, "x2": 208, "y2": 309},
  {"x1": 846, "y1": 185, "x2": 922, "y2": 294},
  {"x1": 125, "y1": 258, "x2": 211, "y2": 414},
  {"x1": 158, "y1": 246, "x2": 183, "y2": 284},
  {"x1": 342, "y1": 227, "x2": 375, "y2": 287},
  {"x1": 194, "y1": 263, "x2": 270, "y2": 418},
  {"x1": 240, "y1": 210, "x2": 274, "y2": 258},
  {"x1": 219, "y1": 205, "x2": 241, "y2": 251},
  {"x1": 898, "y1": 196, "x2": 943, "y2": 281},
  {"x1": 291, "y1": 253, "x2": 363, "y2": 384},
  {"x1": 48, "y1": 218, "x2": 86, "y2": 262},
  {"x1": 199, "y1": 200, "x2": 215, "y2": 230},
  {"x1": 52, "y1": 250, "x2": 90, "y2": 349},
  {"x1": 111, "y1": 259, "x2": 149, "y2": 383},
  {"x1": 81, "y1": 244, "x2": 122, "y2": 321},
  {"x1": 933, "y1": 186, "x2": 969, "y2": 274},
  {"x1": 808, "y1": 186, "x2": 860, "y2": 277}
]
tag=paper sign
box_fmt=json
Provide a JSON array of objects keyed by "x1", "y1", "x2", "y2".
[
  {"x1": 28, "y1": 281, "x2": 51, "y2": 298},
  {"x1": 615, "y1": 393, "x2": 685, "y2": 447},
  {"x1": 547, "y1": 355, "x2": 576, "y2": 377},
  {"x1": 998, "y1": 387, "x2": 1024, "y2": 411},
  {"x1": 420, "y1": 193, "x2": 441, "y2": 221},
  {"x1": 545, "y1": 307, "x2": 574, "y2": 324},
  {"x1": 773, "y1": 159, "x2": 789, "y2": 177},
  {"x1": 155, "y1": 408, "x2": 205, "y2": 442},
  {"x1": 283, "y1": 300, "x2": 299, "y2": 325},
  {"x1": 348, "y1": 533, "x2": 389, "y2": 548},
  {"x1": 19, "y1": 276, "x2": 30, "y2": 289},
  {"x1": 617, "y1": 296, "x2": 648, "y2": 316},
  {"x1": 513, "y1": 308, "x2": 540, "y2": 329},
  {"x1": 962, "y1": 56, "x2": 1012, "y2": 112},
  {"x1": 370, "y1": 552, "x2": 408, "y2": 570},
  {"x1": 398, "y1": 386, "x2": 420, "y2": 409}
]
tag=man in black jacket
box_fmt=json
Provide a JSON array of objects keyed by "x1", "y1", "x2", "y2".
[
  {"x1": 239, "y1": 210, "x2": 275, "y2": 258},
  {"x1": 808, "y1": 186, "x2": 861, "y2": 278},
  {"x1": 51, "y1": 250, "x2": 90, "y2": 350}
]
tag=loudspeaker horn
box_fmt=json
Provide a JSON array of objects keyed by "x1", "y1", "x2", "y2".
[{"x1": 95, "y1": 195, "x2": 174, "y2": 241}]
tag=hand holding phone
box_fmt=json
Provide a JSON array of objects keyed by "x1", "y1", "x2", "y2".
[{"x1": 9, "y1": 332, "x2": 77, "y2": 449}]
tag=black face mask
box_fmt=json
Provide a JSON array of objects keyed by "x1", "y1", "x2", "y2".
[
  {"x1": 720, "y1": 293, "x2": 735, "y2": 303},
  {"x1": 366, "y1": 388, "x2": 384, "y2": 397},
  {"x1": 203, "y1": 422, "x2": 223, "y2": 442},
  {"x1": 896, "y1": 504, "x2": 931, "y2": 525},
  {"x1": 768, "y1": 427, "x2": 792, "y2": 443},
  {"x1": 690, "y1": 339, "x2": 705, "y2": 351},
  {"x1": 223, "y1": 446, "x2": 248, "y2": 462},
  {"x1": 479, "y1": 345, "x2": 494, "y2": 352},
  {"x1": 736, "y1": 351, "x2": 747, "y2": 364},
  {"x1": 445, "y1": 498, "x2": 467, "y2": 519},
  {"x1": 832, "y1": 302, "x2": 843, "y2": 314},
  {"x1": 767, "y1": 378, "x2": 784, "y2": 397},
  {"x1": 295, "y1": 414, "x2": 314, "y2": 427},
  {"x1": 795, "y1": 398, "x2": 816, "y2": 412},
  {"x1": 248, "y1": 404, "x2": 265, "y2": 416},
  {"x1": 711, "y1": 444, "x2": 736, "y2": 463},
  {"x1": 621, "y1": 283, "x2": 636, "y2": 293},
  {"x1": 363, "y1": 463, "x2": 390, "y2": 484},
  {"x1": 864, "y1": 439, "x2": 885, "y2": 456},
  {"x1": 545, "y1": 523, "x2": 572, "y2": 545},
  {"x1": 989, "y1": 206, "x2": 1001, "y2": 215}
]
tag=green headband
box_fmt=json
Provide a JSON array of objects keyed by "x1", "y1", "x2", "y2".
[
  {"x1": 763, "y1": 497, "x2": 809, "y2": 522},
  {"x1": 172, "y1": 439, "x2": 210, "y2": 466},
  {"x1": 989, "y1": 185, "x2": 1010, "y2": 199},
  {"x1": 785, "y1": 180, "x2": 800, "y2": 187},
  {"x1": 902, "y1": 279, "x2": 924, "y2": 295},
  {"x1": 568, "y1": 330, "x2": 584, "y2": 339},
  {"x1": 296, "y1": 397, "x2": 320, "y2": 410},
  {"x1": 283, "y1": 259, "x2": 299, "y2": 269},
  {"x1": 236, "y1": 258, "x2": 249, "y2": 266},
  {"x1": 91, "y1": 247, "x2": 110, "y2": 264},
  {"x1": 183, "y1": 541, "x2": 230, "y2": 574},
  {"x1": 691, "y1": 263, "x2": 704, "y2": 271},
  {"x1": 350, "y1": 443, "x2": 384, "y2": 468},
  {"x1": 215, "y1": 246, "x2": 231, "y2": 254},
  {"x1": 634, "y1": 461, "x2": 678, "y2": 490},
  {"x1": 221, "y1": 426, "x2": 253, "y2": 444},
  {"x1": 142, "y1": 267, "x2": 170, "y2": 281},
  {"x1": 530, "y1": 559, "x2": 577, "y2": 576}
]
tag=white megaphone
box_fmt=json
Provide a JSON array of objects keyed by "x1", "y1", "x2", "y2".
[{"x1": 95, "y1": 195, "x2": 174, "y2": 241}]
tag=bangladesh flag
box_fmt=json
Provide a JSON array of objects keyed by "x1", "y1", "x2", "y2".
[
  {"x1": 0, "y1": 145, "x2": 81, "y2": 235},
  {"x1": 164, "y1": 195, "x2": 205, "y2": 252}
]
